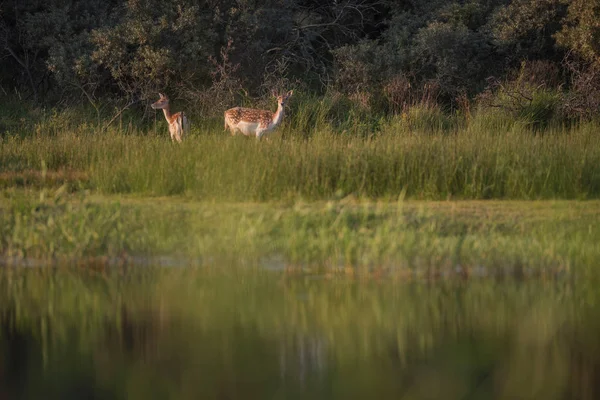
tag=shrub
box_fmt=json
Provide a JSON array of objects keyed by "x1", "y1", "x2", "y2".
[
  {"x1": 403, "y1": 104, "x2": 458, "y2": 134},
  {"x1": 561, "y1": 60, "x2": 600, "y2": 121},
  {"x1": 477, "y1": 62, "x2": 566, "y2": 130}
]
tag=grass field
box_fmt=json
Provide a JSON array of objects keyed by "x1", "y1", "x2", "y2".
[
  {"x1": 2, "y1": 100, "x2": 600, "y2": 399},
  {"x1": 1, "y1": 190, "x2": 598, "y2": 275},
  {"x1": 1, "y1": 99, "x2": 600, "y2": 201},
  {"x1": 1, "y1": 102, "x2": 599, "y2": 272}
]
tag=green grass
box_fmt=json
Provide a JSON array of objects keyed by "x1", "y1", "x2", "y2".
[
  {"x1": 0, "y1": 123, "x2": 599, "y2": 201},
  {"x1": 1, "y1": 96, "x2": 599, "y2": 201},
  {"x1": 1, "y1": 98, "x2": 598, "y2": 271},
  {"x1": 1, "y1": 191, "x2": 599, "y2": 274}
]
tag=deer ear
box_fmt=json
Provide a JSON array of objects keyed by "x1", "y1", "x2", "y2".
[
  {"x1": 158, "y1": 93, "x2": 165, "y2": 99},
  {"x1": 286, "y1": 90, "x2": 294, "y2": 98},
  {"x1": 271, "y1": 89, "x2": 278, "y2": 97}
]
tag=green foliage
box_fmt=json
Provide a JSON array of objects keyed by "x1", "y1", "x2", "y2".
[
  {"x1": 518, "y1": 89, "x2": 562, "y2": 129},
  {"x1": 397, "y1": 104, "x2": 459, "y2": 133},
  {"x1": 1, "y1": 192, "x2": 599, "y2": 272},
  {"x1": 4, "y1": 0, "x2": 600, "y2": 119},
  {"x1": 90, "y1": 0, "x2": 218, "y2": 99},
  {"x1": 477, "y1": 61, "x2": 567, "y2": 129},
  {"x1": 490, "y1": 0, "x2": 567, "y2": 61},
  {"x1": 555, "y1": 0, "x2": 600, "y2": 66},
  {"x1": 0, "y1": 195, "x2": 131, "y2": 260},
  {"x1": 0, "y1": 0, "x2": 119, "y2": 104},
  {"x1": 2, "y1": 0, "x2": 386, "y2": 106},
  {"x1": 411, "y1": 21, "x2": 493, "y2": 96},
  {"x1": 561, "y1": 62, "x2": 600, "y2": 121},
  {"x1": 482, "y1": 87, "x2": 563, "y2": 130},
  {"x1": 332, "y1": 40, "x2": 386, "y2": 96}
]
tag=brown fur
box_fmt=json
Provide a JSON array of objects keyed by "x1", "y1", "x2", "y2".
[
  {"x1": 224, "y1": 107, "x2": 274, "y2": 128},
  {"x1": 151, "y1": 93, "x2": 189, "y2": 142},
  {"x1": 223, "y1": 90, "x2": 294, "y2": 139}
]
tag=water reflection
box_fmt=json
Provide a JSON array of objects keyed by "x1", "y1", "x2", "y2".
[
  {"x1": 0, "y1": 303, "x2": 38, "y2": 399},
  {"x1": 0, "y1": 268, "x2": 599, "y2": 399},
  {"x1": 279, "y1": 333, "x2": 328, "y2": 388}
]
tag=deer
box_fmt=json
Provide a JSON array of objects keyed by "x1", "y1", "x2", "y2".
[
  {"x1": 224, "y1": 90, "x2": 293, "y2": 139},
  {"x1": 151, "y1": 93, "x2": 190, "y2": 143}
]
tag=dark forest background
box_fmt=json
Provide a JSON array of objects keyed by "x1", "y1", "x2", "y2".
[{"x1": 1, "y1": 0, "x2": 600, "y2": 120}]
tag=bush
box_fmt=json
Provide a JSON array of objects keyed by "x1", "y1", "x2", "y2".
[
  {"x1": 561, "y1": 61, "x2": 600, "y2": 121},
  {"x1": 477, "y1": 62, "x2": 566, "y2": 130},
  {"x1": 404, "y1": 104, "x2": 459, "y2": 134},
  {"x1": 411, "y1": 21, "x2": 493, "y2": 98}
]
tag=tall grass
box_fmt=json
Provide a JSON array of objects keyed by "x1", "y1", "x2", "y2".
[
  {"x1": 1, "y1": 97, "x2": 599, "y2": 200},
  {"x1": 1, "y1": 194, "x2": 599, "y2": 273},
  {"x1": 1, "y1": 125, "x2": 599, "y2": 200}
]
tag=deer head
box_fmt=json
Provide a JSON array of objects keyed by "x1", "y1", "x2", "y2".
[
  {"x1": 151, "y1": 93, "x2": 170, "y2": 110},
  {"x1": 272, "y1": 90, "x2": 294, "y2": 108}
]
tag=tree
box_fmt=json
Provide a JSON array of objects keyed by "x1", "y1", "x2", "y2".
[
  {"x1": 0, "y1": 0, "x2": 46, "y2": 102},
  {"x1": 332, "y1": 0, "x2": 500, "y2": 103},
  {"x1": 555, "y1": 0, "x2": 600, "y2": 66},
  {"x1": 489, "y1": 0, "x2": 567, "y2": 63},
  {"x1": 0, "y1": 0, "x2": 118, "y2": 106},
  {"x1": 90, "y1": 0, "x2": 218, "y2": 102},
  {"x1": 411, "y1": 21, "x2": 493, "y2": 97}
]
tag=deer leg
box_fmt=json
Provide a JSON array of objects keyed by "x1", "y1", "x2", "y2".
[{"x1": 257, "y1": 127, "x2": 270, "y2": 140}]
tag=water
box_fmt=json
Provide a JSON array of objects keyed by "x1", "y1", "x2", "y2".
[{"x1": 0, "y1": 267, "x2": 598, "y2": 399}]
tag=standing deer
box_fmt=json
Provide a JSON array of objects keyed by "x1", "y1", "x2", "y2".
[
  {"x1": 151, "y1": 93, "x2": 189, "y2": 143},
  {"x1": 224, "y1": 90, "x2": 293, "y2": 139}
]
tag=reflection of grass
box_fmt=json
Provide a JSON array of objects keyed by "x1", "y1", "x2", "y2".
[
  {"x1": 1, "y1": 267, "x2": 600, "y2": 399},
  {"x1": 1, "y1": 190, "x2": 599, "y2": 274}
]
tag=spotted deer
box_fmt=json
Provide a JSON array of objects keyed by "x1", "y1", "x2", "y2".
[
  {"x1": 224, "y1": 90, "x2": 293, "y2": 139},
  {"x1": 151, "y1": 93, "x2": 189, "y2": 143}
]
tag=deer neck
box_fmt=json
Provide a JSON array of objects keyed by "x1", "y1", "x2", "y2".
[
  {"x1": 161, "y1": 107, "x2": 174, "y2": 124},
  {"x1": 271, "y1": 102, "x2": 285, "y2": 127}
]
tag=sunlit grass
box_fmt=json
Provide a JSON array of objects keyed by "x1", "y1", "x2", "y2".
[
  {"x1": 1, "y1": 191, "x2": 598, "y2": 274},
  {"x1": 1, "y1": 98, "x2": 599, "y2": 200}
]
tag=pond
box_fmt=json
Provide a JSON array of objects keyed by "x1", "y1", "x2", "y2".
[{"x1": 1, "y1": 266, "x2": 599, "y2": 400}]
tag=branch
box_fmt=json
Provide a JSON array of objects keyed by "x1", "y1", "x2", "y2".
[
  {"x1": 4, "y1": 43, "x2": 38, "y2": 102},
  {"x1": 4, "y1": 45, "x2": 27, "y2": 69},
  {"x1": 103, "y1": 99, "x2": 140, "y2": 131}
]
